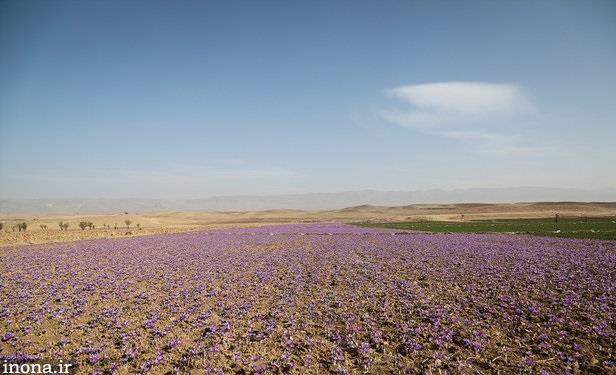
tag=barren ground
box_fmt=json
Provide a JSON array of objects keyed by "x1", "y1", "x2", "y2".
[{"x1": 1, "y1": 202, "x2": 615, "y2": 246}]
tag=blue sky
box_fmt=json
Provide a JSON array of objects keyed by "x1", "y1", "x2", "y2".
[{"x1": 1, "y1": 1, "x2": 615, "y2": 199}]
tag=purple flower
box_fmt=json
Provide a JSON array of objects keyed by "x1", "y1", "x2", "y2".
[
  {"x1": 165, "y1": 338, "x2": 181, "y2": 351},
  {"x1": 89, "y1": 353, "x2": 100, "y2": 364},
  {"x1": 1, "y1": 332, "x2": 16, "y2": 342}
]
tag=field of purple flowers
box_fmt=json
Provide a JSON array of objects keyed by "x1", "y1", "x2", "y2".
[{"x1": 1, "y1": 223, "x2": 614, "y2": 374}]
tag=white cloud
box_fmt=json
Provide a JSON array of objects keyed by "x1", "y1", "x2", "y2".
[
  {"x1": 381, "y1": 81, "x2": 545, "y2": 155},
  {"x1": 388, "y1": 82, "x2": 532, "y2": 123}
]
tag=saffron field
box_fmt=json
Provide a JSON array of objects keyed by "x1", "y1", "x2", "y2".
[{"x1": 1, "y1": 223, "x2": 614, "y2": 374}]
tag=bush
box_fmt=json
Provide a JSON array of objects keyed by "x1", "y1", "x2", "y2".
[
  {"x1": 18, "y1": 222, "x2": 27, "y2": 231},
  {"x1": 0, "y1": 222, "x2": 3, "y2": 230},
  {"x1": 79, "y1": 221, "x2": 95, "y2": 230},
  {"x1": 125, "y1": 220, "x2": 131, "y2": 229}
]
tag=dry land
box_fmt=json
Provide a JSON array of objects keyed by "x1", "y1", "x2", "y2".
[{"x1": 1, "y1": 202, "x2": 616, "y2": 246}]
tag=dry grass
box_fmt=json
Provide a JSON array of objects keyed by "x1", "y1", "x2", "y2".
[{"x1": 1, "y1": 202, "x2": 615, "y2": 246}]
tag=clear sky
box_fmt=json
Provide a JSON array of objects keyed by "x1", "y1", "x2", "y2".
[{"x1": 1, "y1": 1, "x2": 615, "y2": 199}]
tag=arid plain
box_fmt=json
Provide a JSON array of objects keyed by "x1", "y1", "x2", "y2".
[{"x1": 2, "y1": 201, "x2": 615, "y2": 246}]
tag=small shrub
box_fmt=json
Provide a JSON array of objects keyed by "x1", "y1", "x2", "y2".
[{"x1": 18, "y1": 222, "x2": 27, "y2": 231}]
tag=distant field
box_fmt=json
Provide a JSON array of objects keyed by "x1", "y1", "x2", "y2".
[
  {"x1": 3, "y1": 202, "x2": 616, "y2": 245},
  {"x1": 358, "y1": 216, "x2": 616, "y2": 240}
]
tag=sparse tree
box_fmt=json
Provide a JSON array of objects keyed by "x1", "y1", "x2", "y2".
[
  {"x1": 136, "y1": 223, "x2": 141, "y2": 230},
  {"x1": 62, "y1": 223, "x2": 70, "y2": 230},
  {"x1": 18, "y1": 222, "x2": 27, "y2": 231},
  {"x1": 79, "y1": 221, "x2": 88, "y2": 230},
  {"x1": 59, "y1": 221, "x2": 64, "y2": 231},
  {"x1": 40, "y1": 224, "x2": 48, "y2": 230},
  {"x1": 89, "y1": 222, "x2": 95, "y2": 230},
  {"x1": 125, "y1": 219, "x2": 131, "y2": 229}
]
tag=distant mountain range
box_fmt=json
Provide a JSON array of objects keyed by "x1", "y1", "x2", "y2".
[{"x1": 1, "y1": 187, "x2": 615, "y2": 214}]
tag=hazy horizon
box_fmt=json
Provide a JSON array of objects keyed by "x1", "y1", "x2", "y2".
[
  {"x1": 2, "y1": 1, "x2": 615, "y2": 199},
  {"x1": 3, "y1": 187, "x2": 616, "y2": 214},
  {"x1": 2, "y1": 186, "x2": 616, "y2": 201}
]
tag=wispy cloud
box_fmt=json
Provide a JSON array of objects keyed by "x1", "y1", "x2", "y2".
[
  {"x1": 436, "y1": 131, "x2": 556, "y2": 156},
  {"x1": 381, "y1": 81, "x2": 543, "y2": 155},
  {"x1": 387, "y1": 82, "x2": 532, "y2": 125}
]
